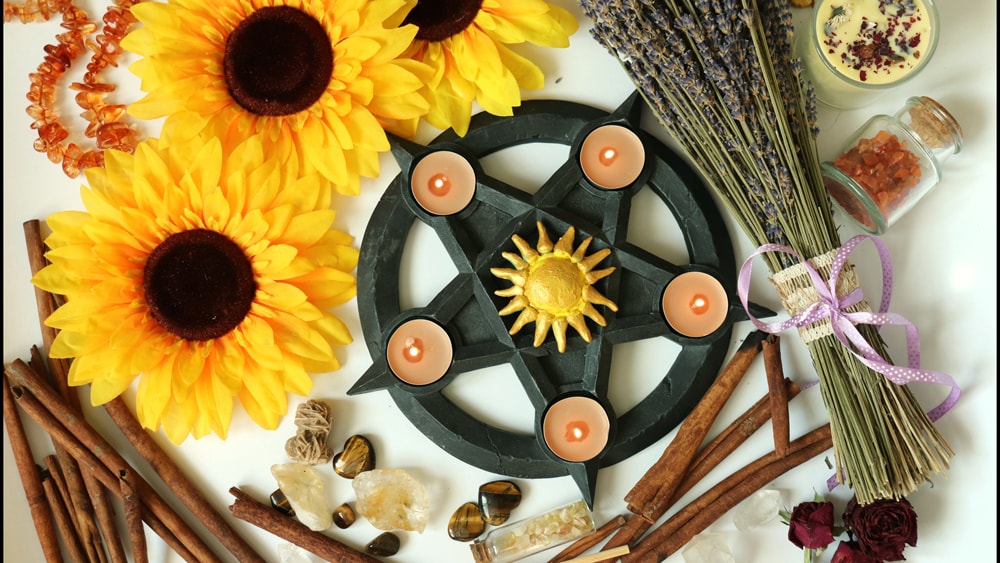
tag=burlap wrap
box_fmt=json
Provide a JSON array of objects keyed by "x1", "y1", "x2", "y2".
[{"x1": 768, "y1": 247, "x2": 871, "y2": 344}]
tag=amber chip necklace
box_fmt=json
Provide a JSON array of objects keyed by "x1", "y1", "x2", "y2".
[{"x1": 5, "y1": 0, "x2": 143, "y2": 177}]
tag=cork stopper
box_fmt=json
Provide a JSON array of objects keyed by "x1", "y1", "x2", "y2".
[{"x1": 470, "y1": 540, "x2": 493, "y2": 563}]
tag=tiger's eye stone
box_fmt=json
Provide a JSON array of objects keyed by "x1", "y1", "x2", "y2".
[
  {"x1": 269, "y1": 488, "x2": 295, "y2": 516},
  {"x1": 478, "y1": 480, "x2": 521, "y2": 525},
  {"x1": 448, "y1": 502, "x2": 486, "y2": 542},
  {"x1": 365, "y1": 532, "x2": 400, "y2": 556},
  {"x1": 333, "y1": 503, "x2": 356, "y2": 529},
  {"x1": 333, "y1": 435, "x2": 375, "y2": 478}
]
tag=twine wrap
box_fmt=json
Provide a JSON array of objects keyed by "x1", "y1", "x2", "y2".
[
  {"x1": 769, "y1": 248, "x2": 870, "y2": 345},
  {"x1": 738, "y1": 235, "x2": 961, "y2": 422},
  {"x1": 285, "y1": 400, "x2": 334, "y2": 465}
]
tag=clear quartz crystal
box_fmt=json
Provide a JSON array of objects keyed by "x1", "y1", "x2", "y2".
[
  {"x1": 682, "y1": 533, "x2": 735, "y2": 563},
  {"x1": 470, "y1": 499, "x2": 594, "y2": 563},
  {"x1": 732, "y1": 488, "x2": 781, "y2": 532}
]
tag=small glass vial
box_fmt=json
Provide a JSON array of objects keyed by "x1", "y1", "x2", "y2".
[
  {"x1": 822, "y1": 96, "x2": 963, "y2": 234},
  {"x1": 469, "y1": 499, "x2": 595, "y2": 563}
]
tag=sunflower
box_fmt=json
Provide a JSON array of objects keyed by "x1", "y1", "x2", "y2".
[
  {"x1": 121, "y1": 0, "x2": 432, "y2": 196},
  {"x1": 31, "y1": 135, "x2": 359, "y2": 444},
  {"x1": 391, "y1": 0, "x2": 578, "y2": 137}
]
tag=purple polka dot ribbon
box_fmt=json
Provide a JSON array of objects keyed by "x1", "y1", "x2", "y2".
[{"x1": 737, "y1": 234, "x2": 961, "y2": 422}]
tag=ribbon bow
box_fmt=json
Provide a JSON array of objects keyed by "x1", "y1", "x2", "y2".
[{"x1": 737, "y1": 234, "x2": 960, "y2": 421}]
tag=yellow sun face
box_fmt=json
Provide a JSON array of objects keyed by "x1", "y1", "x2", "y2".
[{"x1": 491, "y1": 222, "x2": 618, "y2": 353}]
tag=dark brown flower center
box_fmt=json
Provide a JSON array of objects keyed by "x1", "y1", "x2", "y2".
[
  {"x1": 404, "y1": 0, "x2": 483, "y2": 42},
  {"x1": 223, "y1": 6, "x2": 333, "y2": 116},
  {"x1": 144, "y1": 229, "x2": 257, "y2": 341}
]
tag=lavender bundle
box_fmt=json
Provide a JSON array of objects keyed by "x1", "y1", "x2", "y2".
[{"x1": 579, "y1": 0, "x2": 952, "y2": 504}]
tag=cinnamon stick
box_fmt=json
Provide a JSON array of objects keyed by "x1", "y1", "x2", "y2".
[
  {"x1": 625, "y1": 330, "x2": 767, "y2": 522},
  {"x1": 548, "y1": 514, "x2": 627, "y2": 562},
  {"x1": 120, "y1": 470, "x2": 149, "y2": 563},
  {"x1": 25, "y1": 220, "x2": 118, "y2": 563},
  {"x1": 103, "y1": 397, "x2": 266, "y2": 563},
  {"x1": 762, "y1": 334, "x2": 790, "y2": 457},
  {"x1": 42, "y1": 455, "x2": 95, "y2": 563},
  {"x1": 41, "y1": 468, "x2": 90, "y2": 563},
  {"x1": 5, "y1": 363, "x2": 222, "y2": 563},
  {"x1": 677, "y1": 378, "x2": 801, "y2": 500},
  {"x1": 86, "y1": 470, "x2": 128, "y2": 563},
  {"x1": 600, "y1": 514, "x2": 651, "y2": 552},
  {"x1": 561, "y1": 545, "x2": 630, "y2": 563},
  {"x1": 623, "y1": 424, "x2": 833, "y2": 562},
  {"x1": 2, "y1": 377, "x2": 62, "y2": 562},
  {"x1": 229, "y1": 487, "x2": 380, "y2": 563}
]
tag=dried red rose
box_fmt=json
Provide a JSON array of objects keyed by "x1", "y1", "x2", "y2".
[
  {"x1": 843, "y1": 496, "x2": 918, "y2": 561},
  {"x1": 788, "y1": 500, "x2": 836, "y2": 549},
  {"x1": 831, "y1": 541, "x2": 881, "y2": 563}
]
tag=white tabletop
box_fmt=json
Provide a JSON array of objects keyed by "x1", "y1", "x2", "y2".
[{"x1": 4, "y1": 1, "x2": 996, "y2": 562}]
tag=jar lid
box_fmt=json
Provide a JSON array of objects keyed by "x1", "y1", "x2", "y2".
[{"x1": 821, "y1": 162, "x2": 887, "y2": 235}]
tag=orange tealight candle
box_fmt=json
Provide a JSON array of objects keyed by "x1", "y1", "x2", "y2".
[
  {"x1": 660, "y1": 271, "x2": 729, "y2": 338},
  {"x1": 410, "y1": 150, "x2": 477, "y2": 215},
  {"x1": 386, "y1": 319, "x2": 453, "y2": 386},
  {"x1": 579, "y1": 125, "x2": 645, "y2": 190},
  {"x1": 542, "y1": 396, "x2": 611, "y2": 462}
]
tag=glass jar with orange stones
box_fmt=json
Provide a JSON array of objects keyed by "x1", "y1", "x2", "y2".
[{"x1": 822, "y1": 96, "x2": 964, "y2": 235}]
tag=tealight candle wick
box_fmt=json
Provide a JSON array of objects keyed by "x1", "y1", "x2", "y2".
[
  {"x1": 403, "y1": 337, "x2": 424, "y2": 362},
  {"x1": 565, "y1": 421, "x2": 590, "y2": 443},
  {"x1": 428, "y1": 173, "x2": 451, "y2": 196},
  {"x1": 599, "y1": 147, "x2": 618, "y2": 166},
  {"x1": 690, "y1": 294, "x2": 709, "y2": 315}
]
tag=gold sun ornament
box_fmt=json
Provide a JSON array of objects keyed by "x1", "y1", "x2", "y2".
[
  {"x1": 387, "y1": 0, "x2": 578, "y2": 137},
  {"x1": 491, "y1": 222, "x2": 618, "y2": 353},
  {"x1": 31, "y1": 135, "x2": 358, "y2": 444},
  {"x1": 121, "y1": 0, "x2": 434, "y2": 196}
]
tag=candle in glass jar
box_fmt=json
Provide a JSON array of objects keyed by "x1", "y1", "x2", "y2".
[
  {"x1": 410, "y1": 150, "x2": 477, "y2": 215},
  {"x1": 542, "y1": 396, "x2": 610, "y2": 462},
  {"x1": 660, "y1": 271, "x2": 728, "y2": 338},
  {"x1": 386, "y1": 319, "x2": 453, "y2": 385},
  {"x1": 579, "y1": 125, "x2": 645, "y2": 190}
]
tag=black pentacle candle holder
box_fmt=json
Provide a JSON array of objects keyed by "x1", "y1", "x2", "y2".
[{"x1": 349, "y1": 92, "x2": 774, "y2": 508}]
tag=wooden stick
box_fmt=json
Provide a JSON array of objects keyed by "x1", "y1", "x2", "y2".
[
  {"x1": 600, "y1": 510, "x2": 651, "y2": 552},
  {"x1": 42, "y1": 468, "x2": 90, "y2": 563},
  {"x1": 103, "y1": 397, "x2": 266, "y2": 563},
  {"x1": 623, "y1": 425, "x2": 833, "y2": 562},
  {"x1": 5, "y1": 365, "x2": 222, "y2": 563},
  {"x1": 561, "y1": 545, "x2": 630, "y2": 563},
  {"x1": 625, "y1": 330, "x2": 767, "y2": 522},
  {"x1": 2, "y1": 377, "x2": 62, "y2": 562},
  {"x1": 762, "y1": 334, "x2": 790, "y2": 457},
  {"x1": 229, "y1": 487, "x2": 380, "y2": 563},
  {"x1": 120, "y1": 470, "x2": 149, "y2": 563},
  {"x1": 548, "y1": 514, "x2": 627, "y2": 562}
]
